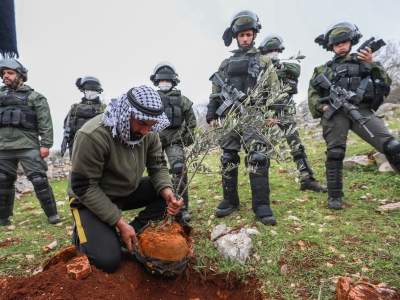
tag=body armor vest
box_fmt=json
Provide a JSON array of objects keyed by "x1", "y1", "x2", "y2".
[
  {"x1": 161, "y1": 96, "x2": 184, "y2": 129},
  {"x1": 224, "y1": 53, "x2": 261, "y2": 95},
  {"x1": 282, "y1": 77, "x2": 298, "y2": 95},
  {"x1": 329, "y1": 60, "x2": 375, "y2": 102},
  {"x1": 0, "y1": 89, "x2": 38, "y2": 132},
  {"x1": 69, "y1": 101, "x2": 102, "y2": 135}
]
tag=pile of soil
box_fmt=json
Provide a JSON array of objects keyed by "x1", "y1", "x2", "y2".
[
  {"x1": 138, "y1": 220, "x2": 193, "y2": 261},
  {"x1": 0, "y1": 251, "x2": 262, "y2": 300}
]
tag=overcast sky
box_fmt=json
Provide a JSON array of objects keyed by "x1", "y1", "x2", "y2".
[{"x1": 8, "y1": 0, "x2": 400, "y2": 149}]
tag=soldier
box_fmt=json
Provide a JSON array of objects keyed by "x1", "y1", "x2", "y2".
[
  {"x1": 206, "y1": 10, "x2": 280, "y2": 226},
  {"x1": 61, "y1": 76, "x2": 106, "y2": 159},
  {"x1": 259, "y1": 35, "x2": 327, "y2": 193},
  {"x1": 0, "y1": 59, "x2": 60, "y2": 225},
  {"x1": 308, "y1": 21, "x2": 399, "y2": 210},
  {"x1": 150, "y1": 62, "x2": 197, "y2": 222}
]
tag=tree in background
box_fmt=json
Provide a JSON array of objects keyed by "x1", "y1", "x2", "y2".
[{"x1": 373, "y1": 39, "x2": 400, "y2": 104}]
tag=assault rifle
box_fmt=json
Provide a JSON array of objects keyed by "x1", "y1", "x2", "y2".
[
  {"x1": 209, "y1": 72, "x2": 247, "y2": 116},
  {"x1": 312, "y1": 73, "x2": 374, "y2": 138},
  {"x1": 59, "y1": 113, "x2": 72, "y2": 165}
]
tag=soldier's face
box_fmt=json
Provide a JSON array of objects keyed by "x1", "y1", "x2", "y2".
[
  {"x1": 237, "y1": 29, "x2": 256, "y2": 48},
  {"x1": 2, "y1": 69, "x2": 22, "y2": 87},
  {"x1": 333, "y1": 40, "x2": 351, "y2": 55},
  {"x1": 130, "y1": 118, "x2": 157, "y2": 140}
]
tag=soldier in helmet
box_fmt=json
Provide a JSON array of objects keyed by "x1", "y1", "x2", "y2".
[
  {"x1": 61, "y1": 76, "x2": 106, "y2": 159},
  {"x1": 0, "y1": 59, "x2": 60, "y2": 225},
  {"x1": 206, "y1": 10, "x2": 281, "y2": 226},
  {"x1": 150, "y1": 62, "x2": 197, "y2": 222},
  {"x1": 259, "y1": 35, "x2": 327, "y2": 193},
  {"x1": 308, "y1": 21, "x2": 398, "y2": 210}
]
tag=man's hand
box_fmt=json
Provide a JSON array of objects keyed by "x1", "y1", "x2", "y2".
[
  {"x1": 322, "y1": 105, "x2": 329, "y2": 112},
  {"x1": 40, "y1": 147, "x2": 50, "y2": 158},
  {"x1": 116, "y1": 217, "x2": 138, "y2": 251},
  {"x1": 357, "y1": 47, "x2": 373, "y2": 63},
  {"x1": 161, "y1": 188, "x2": 183, "y2": 216},
  {"x1": 267, "y1": 119, "x2": 277, "y2": 127}
]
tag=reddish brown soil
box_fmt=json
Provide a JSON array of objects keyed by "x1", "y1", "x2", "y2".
[
  {"x1": 0, "y1": 252, "x2": 262, "y2": 300},
  {"x1": 138, "y1": 220, "x2": 192, "y2": 261}
]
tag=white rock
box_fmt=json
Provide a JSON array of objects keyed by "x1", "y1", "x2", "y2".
[
  {"x1": 197, "y1": 200, "x2": 204, "y2": 204},
  {"x1": 239, "y1": 228, "x2": 260, "y2": 236},
  {"x1": 343, "y1": 155, "x2": 373, "y2": 169},
  {"x1": 214, "y1": 232, "x2": 252, "y2": 265},
  {"x1": 373, "y1": 152, "x2": 388, "y2": 165},
  {"x1": 210, "y1": 223, "x2": 231, "y2": 241},
  {"x1": 288, "y1": 215, "x2": 300, "y2": 221},
  {"x1": 379, "y1": 161, "x2": 394, "y2": 173},
  {"x1": 360, "y1": 196, "x2": 367, "y2": 200}
]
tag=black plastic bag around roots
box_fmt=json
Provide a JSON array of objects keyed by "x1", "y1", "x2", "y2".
[{"x1": 134, "y1": 247, "x2": 193, "y2": 276}]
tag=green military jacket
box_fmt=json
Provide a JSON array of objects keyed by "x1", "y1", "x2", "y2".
[
  {"x1": 67, "y1": 114, "x2": 172, "y2": 226},
  {"x1": 157, "y1": 89, "x2": 197, "y2": 147},
  {"x1": 211, "y1": 47, "x2": 279, "y2": 96},
  {"x1": 0, "y1": 84, "x2": 53, "y2": 150},
  {"x1": 308, "y1": 56, "x2": 391, "y2": 119}
]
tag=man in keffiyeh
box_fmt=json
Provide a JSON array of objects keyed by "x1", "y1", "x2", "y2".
[{"x1": 67, "y1": 85, "x2": 183, "y2": 273}]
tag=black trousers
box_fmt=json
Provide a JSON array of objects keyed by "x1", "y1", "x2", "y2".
[{"x1": 70, "y1": 176, "x2": 168, "y2": 273}]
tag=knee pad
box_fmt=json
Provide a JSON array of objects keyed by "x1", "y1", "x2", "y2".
[
  {"x1": 169, "y1": 161, "x2": 185, "y2": 175},
  {"x1": 326, "y1": 147, "x2": 345, "y2": 162},
  {"x1": 220, "y1": 151, "x2": 240, "y2": 167},
  {"x1": 383, "y1": 138, "x2": 400, "y2": 173},
  {"x1": 246, "y1": 152, "x2": 269, "y2": 167},
  {"x1": 30, "y1": 175, "x2": 49, "y2": 190},
  {"x1": 383, "y1": 138, "x2": 400, "y2": 157},
  {"x1": 0, "y1": 171, "x2": 15, "y2": 188}
]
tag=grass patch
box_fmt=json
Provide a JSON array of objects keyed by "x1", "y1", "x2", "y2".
[{"x1": 1, "y1": 128, "x2": 399, "y2": 299}]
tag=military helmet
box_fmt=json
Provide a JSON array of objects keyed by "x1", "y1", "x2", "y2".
[
  {"x1": 259, "y1": 34, "x2": 285, "y2": 53},
  {"x1": 222, "y1": 10, "x2": 261, "y2": 47},
  {"x1": 75, "y1": 76, "x2": 103, "y2": 92},
  {"x1": 315, "y1": 21, "x2": 362, "y2": 51},
  {"x1": 0, "y1": 58, "x2": 28, "y2": 82},
  {"x1": 150, "y1": 61, "x2": 180, "y2": 87}
]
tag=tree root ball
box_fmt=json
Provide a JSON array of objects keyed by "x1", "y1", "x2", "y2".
[{"x1": 138, "y1": 221, "x2": 192, "y2": 261}]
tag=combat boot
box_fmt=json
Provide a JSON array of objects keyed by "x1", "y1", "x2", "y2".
[
  {"x1": 48, "y1": 214, "x2": 61, "y2": 224},
  {"x1": 216, "y1": 152, "x2": 240, "y2": 217},
  {"x1": 180, "y1": 174, "x2": 191, "y2": 222},
  {"x1": 180, "y1": 205, "x2": 191, "y2": 222},
  {"x1": 0, "y1": 172, "x2": 15, "y2": 225},
  {"x1": 326, "y1": 161, "x2": 344, "y2": 210},
  {"x1": 300, "y1": 178, "x2": 328, "y2": 192},
  {"x1": 31, "y1": 175, "x2": 60, "y2": 224},
  {"x1": 248, "y1": 154, "x2": 276, "y2": 226},
  {"x1": 328, "y1": 197, "x2": 342, "y2": 210},
  {"x1": 0, "y1": 218, "x2": 11, "y2": 226}
]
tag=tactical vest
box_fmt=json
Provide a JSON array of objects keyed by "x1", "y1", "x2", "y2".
[
  {"x1": 69, "y1": 101, "x2": 102, "y2": 135},
  {"x1": 0, "y1": 89, "x2": 38, "y2": 132},
  {"x1": 282, "y1": 77, "x2": 298, "y2": 95},
  {"x1": 161, "y1": 96, "x2": 184, "y2": 129},
  {"x1": 328, "y1": 60, "x2": 375, "y2": 102},
  {"x1": 224, "y1": 53, "x2": 261, "y2": 95}
]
